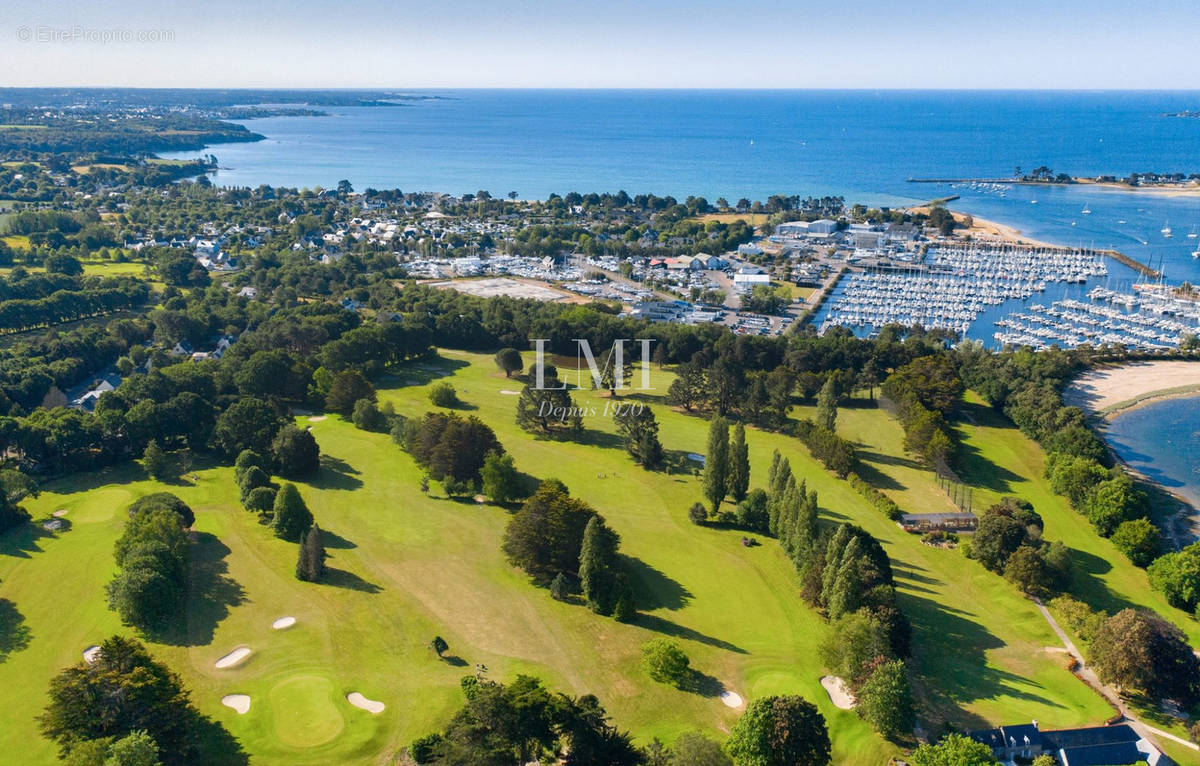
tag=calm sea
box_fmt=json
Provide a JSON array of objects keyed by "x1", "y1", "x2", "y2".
[{"x1": 1106, "y1": 397, "x2": 1200, "y2": 506}]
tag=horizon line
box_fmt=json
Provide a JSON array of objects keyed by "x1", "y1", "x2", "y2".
[{"x1": 5, "y1": 85, "x2": 1200, "y2": 93}]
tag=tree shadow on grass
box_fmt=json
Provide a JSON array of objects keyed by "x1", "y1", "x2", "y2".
[
  {"x1": 899, "y1": 590, "x2": 1062, "y2": 731},
  {"x1": 307, "y1": 455, "x2": 364, "y2": 491},
  {"x1": 440, "y1": 654, "x2": 469, "y2": 667},
  {"x1": 167, "y1": 532, "x2": 245, "y2": 648},
  {"x1": 570, "y1": 428, "x2": 625, "y2": 451},
  {"x1": 382, "y1": 356, "x2": 470, "y2": 387},
  {"x1": 633, "y1": 613, "x2": 747, "y2": 654},
  {"x1": 852, "y1": 455, "x2": 907, "y2": 492},
  {"x1": 320, "y1": 529, "x2": 357, "y2": 549},
  {"x1": 680, "y1": 668, "x2": 727, "y2": 698},
  {"x1": 0, "y1": 522, "x2": 53, "y2": 558},
  {"x1": 0, "y1": 598, "x2": 32, "y2": 662},
  {"x1": 620, "y1": 554, "x2": 693, "y2": 611},
  {"x1": 192, "y1": 712, "x2": 250, "y2": 766},
  {"x1": 1063, "y1": 547, "x2": 1140, "y2": 617},
  {"x1": 323, "y1": 567, "x2": 383, "y2": 594},
  {"x1": 953, "y1": 438, "x2": 1024, "y2": 495}
]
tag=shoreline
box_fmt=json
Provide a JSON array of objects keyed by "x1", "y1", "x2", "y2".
[
  {"x1": 909, "y1": 177, "x2": 1200, "y2": 197},
  {"x1": 1096, "y1": 384, "x2": 1200, "y2": 420}
]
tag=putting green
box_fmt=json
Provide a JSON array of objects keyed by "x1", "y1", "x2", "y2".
[
  {"x1": 69, "y1": 487, "x2": 132, "y2": 524},
  {"x1": 266, "y1": 675, "x2": 345, "y2": 748}
]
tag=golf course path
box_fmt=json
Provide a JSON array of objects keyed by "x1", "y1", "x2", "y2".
[{"x1": 1032, "y1": 598, "x2": 1199, "y2": 754}]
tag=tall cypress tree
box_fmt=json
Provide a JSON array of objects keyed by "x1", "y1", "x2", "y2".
[
  {"x1": 767, "y1": 449, "x2": 781, "y2": 490},
  {"x1": 728, "y1": 422, "x2": 750, "y2": 504},
  {"x1": 297, "y1": 523, "x2": 327, "y2": 582},
  {"x1": 579, "y1": 516, "x2": 620, "y2": 615},
  {"x1": 816, "y1": 375, "x2": 839, "y2": 431},
  {"x1": 703, "y1": 416, "x2": 730, "y2": 513}
]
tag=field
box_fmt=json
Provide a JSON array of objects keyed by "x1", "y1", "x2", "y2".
[
  {"x1": 0, "y1": 259, "x2": 150, "y2": 279},
  {"x1": 0, "y1": 353, "x2": 1184, "y2": 763},
  {"x1": 694, "y1": 212, "x2": 770, "y2": 226}
]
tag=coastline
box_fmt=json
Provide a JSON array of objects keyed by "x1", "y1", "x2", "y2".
[
  {"x1": 1069, "y1": 363, "x2": 1200, "y2": 537},
  {"x1": 1096, "y1": 384, "x2": 1200, "y2": 420},
  {"x1": 910, "y1": 177, "x2": 1200, "y2": 197}
]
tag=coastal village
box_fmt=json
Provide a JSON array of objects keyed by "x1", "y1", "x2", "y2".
[{"x1": 100, "y1": 181, "x2": 1200, "y2": 354}]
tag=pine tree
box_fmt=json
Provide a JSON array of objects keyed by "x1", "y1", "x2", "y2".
[
  {"x1": 140, "y1": 439, "x2": 172, "y2": 481},
  {"x1": 579, "y1": 516, "x2": 620, "y2": 615},
  {"x1": 703, "y1": 416, "x2": 730, "y2": 513},
  {"x1": 816, "y1": 375, "x2": 838, "y2": 431},
  {"x1": 296, "y1": 530, "x2": 311, "y2": 580},
  {"x1": 273, "y1": 482, "x2": 313, "y2": 542},
  {"x1": 550, "y1": 572, "x2": 570, "y2": 601},
  {"x1": 768, "y1": 457, "x2": 793, "y2": 535},
  {"x1": 612, "y1": 573, "x2": 637, "y2": 622},
  {"x1": 827, "y1": 554, "x2": 863, "y2": 620},
  {"x1": 767, "y1": 449, "x2": 781, "y2": 490},
  {"x1": 296, "y1": 523, "x2": 326, "y2": 581},
  {"x1": 728, "y1": 422, "x2": 750, "y2": 504},
  {"x1": 821, "y1": 527, "x2": 854, "y2": 606}
]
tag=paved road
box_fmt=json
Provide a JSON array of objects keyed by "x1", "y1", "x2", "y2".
[{"x1": 1032, "y1": 597, "x2": 1199, "y2": 754}]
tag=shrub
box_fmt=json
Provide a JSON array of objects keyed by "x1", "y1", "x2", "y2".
[
  {"x1": 847, "y1": 473, "x2": 902, "y2": 521},
  {"x1": 641, "y1": 639, "x2": 691, "y2": 687},
  {"x1": 128, "y1": 492, "x2": 194, "y2": 528},
  {"x1": 429, "y1": 381, "x2": 459, "y2": 408},
  {"x1": 688, "y1": 502, "x2": 708, "y2": 525},
  {"x1": 1111, "y1": 518, "x2": 1160, "y2": 567},
  {"x1": 351, "y1": 398, "x2": 387, "y2": 431},
  {"x1": 244, "y1": 486, "x2": 277, "y2": 514}
]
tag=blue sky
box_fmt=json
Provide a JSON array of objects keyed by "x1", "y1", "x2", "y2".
[{"x1": 2, "y1": 0, "x2": 1199, "y2": 88}]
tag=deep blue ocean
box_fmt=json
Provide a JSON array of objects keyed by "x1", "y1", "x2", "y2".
[{"x1": 164, "y1": 89, "x2": 1200, "y2": 500}]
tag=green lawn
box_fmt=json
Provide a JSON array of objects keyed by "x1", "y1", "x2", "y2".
[
  {"x1": 2, "y1": 355, "x2": 1169, "y2": 763},
  {"x1": 789, "y1": 396, "x2": 1112, "y2": 733},
  {"x1": 807, "y1": 391, "x2": 1200, "y2": 744},
  {"x1": 0, "y1": 353, "x2": 890, "y2": 763}
]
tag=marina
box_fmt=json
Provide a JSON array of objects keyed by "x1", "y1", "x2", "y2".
[{"x1": 818, "y1": 244, "x2": 1109, "y2": 339}]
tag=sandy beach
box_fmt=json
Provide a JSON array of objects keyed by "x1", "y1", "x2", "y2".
[
  {"x1": 1064, "y1": 360, "x2": 1200, "y2": 416},
  {"x1": 1073, "y1": 178, "x2": 1200, "y2": 198},
  {"x1": 904, "y1": 204, "x2": 1059, "y2": 248}
]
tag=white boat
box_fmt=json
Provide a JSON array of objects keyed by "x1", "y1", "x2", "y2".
[
  {"x1": 1030, "y1": 199, "x2": 1038, "y2": 205},
  {"x1": 1081, "y1": 204, "x2": 1091, "y2": 215},
  {"x1": 1188, "y1": 225, "x2": 1198, "y2": 239},
  {"x1": 1162, "y1": 221, "x2": 1173, "y2": 238}
]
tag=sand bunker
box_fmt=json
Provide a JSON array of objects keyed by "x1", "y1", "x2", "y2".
[
  {"x1": 52, "y1": 509, "x2": 68, "y2": 518},
  {"x1": 221, "y1": 694, "x2": 251, "y2": 714},
  {"x1": 307, "y1": 415, "x2": 327, "y2": 422},
  {"x1": 820, "y1": 675, "x2": 855, "y2": 710},
  {"x1": 499, "y1": 390, "x2": 520, "y2": 395},
  {"x1": 215, "y1": 647, "x2": 252, "y2": 669},
  {"x1": 346, "y1": 692, "x2": 385, "y2": 714},
  {"x1": 720, "y1": 690, "x2": 744, "y2": 709},
  {"x1": 272, "y1": 616, "x2": 296, "y2": 630},
  {"x1": 82, "y1": 645, "x2": 101, "y2": 663}
]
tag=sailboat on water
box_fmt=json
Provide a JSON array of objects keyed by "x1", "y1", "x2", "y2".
[
  {"x1": 1081, "y1": 203, "x2": 1091, "y2": 215},
  {"x1": 1188, "y1": 225, "x2": 1198, "y2": 239},
  {"x1": 1162, "y1": 221, "x2": 1173, "y2": 238}
]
